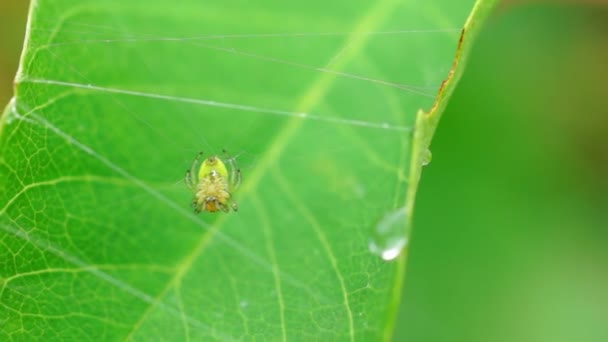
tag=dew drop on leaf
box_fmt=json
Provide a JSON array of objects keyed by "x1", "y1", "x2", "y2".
[
  {"x1": 368, "y1": 207, "x2": 409, "y2": 261},
  {"x1": 422, "y1": 148, "x2": 432, "y2": 166}
]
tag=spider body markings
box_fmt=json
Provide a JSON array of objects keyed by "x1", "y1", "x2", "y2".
[{"x1": 185, "y1": 151, "x2": 241, "y2": 213}]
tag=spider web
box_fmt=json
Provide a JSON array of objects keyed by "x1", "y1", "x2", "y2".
[{"x1": 0, "y1": 0, "x2": 474, "y2": 340}]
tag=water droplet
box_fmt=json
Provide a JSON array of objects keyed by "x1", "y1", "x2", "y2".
[
  {"x1": 369, "y1": 238, "x2": 406, "y2": 261},
  {"x1": 240, "y1": 300, "x2": 248, "y2": 308},
  {"x1": 422, "y1": 148, "x2": 432, "y2": 166},
  {"x1": 369, "y1": 207, "x2": 409, "y2": 261}
]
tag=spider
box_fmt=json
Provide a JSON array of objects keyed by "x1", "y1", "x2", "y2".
[{"x1": 185, "y1": 151, "x2": 241, "y2": 213}]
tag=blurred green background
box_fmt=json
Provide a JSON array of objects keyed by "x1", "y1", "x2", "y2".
[
  {"x1": 1, "y1": 1, "x2": 606, "y2": 341},
  {"x1": 396, "y1": 3, "x2": 608, "y2": 342}
]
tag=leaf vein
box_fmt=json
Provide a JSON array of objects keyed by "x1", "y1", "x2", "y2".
[{"x1": 272, "y1": 167, "x2": 355, "y2": 341}]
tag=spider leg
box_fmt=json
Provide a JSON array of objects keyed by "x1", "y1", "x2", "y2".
[
  {"x1": 191, "y1": 151, "x2": 203, "y2": 179},
  {"x1": 222, "y1": 150, "x2": 242, "y2": 192},
  {"x1": 220, "y1": 200, "x2": 230, "y2": 213},
  {"x1": 184, "y1": 170, "x2": 193, "y2": 190},
  {"x1": 230, "y1": 164, "x2": 242, "y2": 191},
  {"x1": 231, "y1": 169, "x2": 242, "y2": 191},
  {"x1": 185, "y1": 151, "x2": 203, "y2": 190}
]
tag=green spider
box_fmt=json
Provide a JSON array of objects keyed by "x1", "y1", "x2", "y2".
[{"x1": 185, "y1": 151, "x2": 241, "y2": 213}]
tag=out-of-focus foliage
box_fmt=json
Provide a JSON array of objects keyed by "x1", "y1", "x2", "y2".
[{"x1": 396, "y1": 4, "x2": 608, "y2": 342}]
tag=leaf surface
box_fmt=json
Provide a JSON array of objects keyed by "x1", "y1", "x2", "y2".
[{"x1": 0, "y1": 0, "x2": 494, "y2": 340}]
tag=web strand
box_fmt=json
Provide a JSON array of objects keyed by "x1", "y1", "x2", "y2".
[{"x1": 20, "y1": 78, "x2": 414, "y2": 132}]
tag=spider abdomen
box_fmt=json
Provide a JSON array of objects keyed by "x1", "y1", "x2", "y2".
[{"x1": 185, "y1": 152, "x2": 241, "y2": 214}]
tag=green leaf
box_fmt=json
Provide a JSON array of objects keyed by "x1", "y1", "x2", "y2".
[{"x1": 0, "y1": 0, "x2": 495, "y2": 340}]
